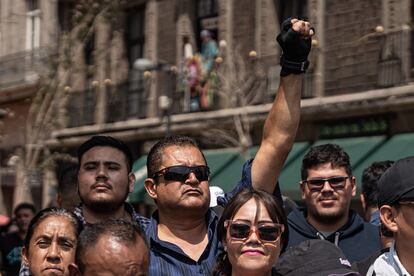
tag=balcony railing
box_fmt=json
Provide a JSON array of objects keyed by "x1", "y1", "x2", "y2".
[
  {"x1": 377, "y1": 29, "x2": 410, "y2": 88},
  {"x1": 0, "y1": 47, "x2": 54, "y2": 89},
  {"x1": 106, "y1": 80, "x2": 147, "y2": 123},
  {"x1": 62, "y1": 28, "x2": 414, "y2": 129},
  {"x1": 67, "y1": 87, "x2": 96, "y2": 128}
]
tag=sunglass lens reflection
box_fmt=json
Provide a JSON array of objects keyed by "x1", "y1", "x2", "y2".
[
  {"x1": 163, "y1": 166, "x2": 209, "y2": 182},
  {"x1": 230, "y1": 224, "x2": 279, "y2": 241},
  {"x1": 258, "y1": 226, "x2": 279, "y2": 241},
  {"x1": 230, "y1": 224, "x2": 251, "y2": 239}
]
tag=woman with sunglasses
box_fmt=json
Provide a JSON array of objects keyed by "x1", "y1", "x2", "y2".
[{"x1": 213, "y1": 189, "x2": 288, "y2": 276}]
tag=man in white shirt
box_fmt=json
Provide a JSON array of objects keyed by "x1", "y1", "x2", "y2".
[{"x1": 368, "y1": 156, "x2": 414, "y2": 275}]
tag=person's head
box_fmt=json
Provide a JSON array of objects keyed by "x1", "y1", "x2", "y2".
[
  {"x1": 360, "y1": 161, "x2": 394, "y2": 217},
  {"x1": 22, "y1": 208, "x2": 82, "y2": 276},
  {"x1": 213, "y1": 189, "x2": 288, "y2": 276},
  {"x1": 14, "y1": 202, "x2": 36, "y2": 233},
  {"x1": 274, "y1": 239, "x2": 359, "y2": 276},
  {"x1": 144, "y1": 135, "x2": 210, "y2": 216},
  {"x1": 69, "y1": 219, "x2": 149, "y2": 276},
  {"x1": 77, "y1": 136, "x2": 135, "y2": 214},
  {"x1": 57, "y1": 164, "x2": 80, "y2": 211},
  {"x1": 200, "y1": 29, "x2": 212, "y2": 42},
  {"x1": 378, "y1": 157, "x2": 414, "y2": 250},
  {"x1": 300, "y1": 144, "x2": 356, "y2": 228}
]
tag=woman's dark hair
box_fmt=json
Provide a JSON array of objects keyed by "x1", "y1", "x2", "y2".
[
  {"x1": 24, "y1": 207, "x2": 82, "y2": 253},
  {"x1": 213, "y1": 189, "x2": 289, "y2": 276}
]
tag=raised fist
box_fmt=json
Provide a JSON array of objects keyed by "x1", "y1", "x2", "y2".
[{"x1": 277, "y1": 18, "x2": 314, "y2": 76}]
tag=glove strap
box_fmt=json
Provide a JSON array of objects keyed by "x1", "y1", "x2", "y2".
[{"x1": 280, "y1": 55, "x2": 309, "y2": 76}]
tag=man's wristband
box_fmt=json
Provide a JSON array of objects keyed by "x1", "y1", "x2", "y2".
[{"x1": 280, "y1": 55, "x2": 309, "y2": 76}]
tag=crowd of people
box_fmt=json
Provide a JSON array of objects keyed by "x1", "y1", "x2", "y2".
[{"x1": 0, "y1": 18, "x2": 413, "y2": 276}]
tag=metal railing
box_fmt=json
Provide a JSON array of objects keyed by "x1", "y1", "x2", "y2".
[
  {"x1": 0, "y1": 47, "x2": 55, "y2": 89},
  {"x1": 106, "y1": 80, "x2": 147, "y2": 123},
  {"x1": 63, "y1": 30, "x2": 414, "y2": 129},
  {"x1": 376, "y1": 29, "x2": 411, "y2": 88},
  {"x1": 67, "y1": 87, "x2": 96, "y2": 128}
]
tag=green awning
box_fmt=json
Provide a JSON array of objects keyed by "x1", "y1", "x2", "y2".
[
  {"x1": 128, "y1": 133, "x2": 414, "y2": 203},
  {"x1": 128, "y1": 143, "x2": 312, "y2": 203},
  {"x1": 351, "y1": 133, "x2": 414, "y2": 183}
]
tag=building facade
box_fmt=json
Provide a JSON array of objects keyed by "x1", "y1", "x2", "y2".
[{"x1": 1, "y1": 0, "x2": 414, "y2": 212}]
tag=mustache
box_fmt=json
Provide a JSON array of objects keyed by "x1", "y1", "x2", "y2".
[
  {"x1": 92, "y1": 182, "x2": 112, "y2": 189},
  {"x1": 183, "y1": 187, "x2": 203, "y2": 194}
]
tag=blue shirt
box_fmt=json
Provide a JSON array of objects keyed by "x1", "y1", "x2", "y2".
[
  {"x1": 146, "y1": 159, "x2": 282, "y2": 275},
  {"x1": 369, "y1": 210, "x2": 381, "y2": 226},
  {"x1": 146, "y1": 209, "x2": 221, "y2": 275}
]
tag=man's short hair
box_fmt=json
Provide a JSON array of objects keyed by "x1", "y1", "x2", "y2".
[
  {"x1": 57, "y1": 164, "x2": 80, "y2": 210},
  {"x1": 14, "y1": 202, "x2": 36, "y2": 216},
  {"x1": 301, "y1": 143, "x2": 352, "y2": 180},
  {"x1": 77, "y1": 135, "x2": 133, "y2": 172},
  {"x1": 146, "y1": 135, "x2": 207, "y2": 179},
  {"x1": 58, "y1": 164, "x2": 78, "y2": 190},
  {"x1": 75, "y1": 219, "x2": 147, "y2": 273},
  {"x1": 361, "y1": 161, "x2": 394, "y2": 208}
]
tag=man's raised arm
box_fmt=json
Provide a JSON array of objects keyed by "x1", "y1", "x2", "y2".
[{"x1": 252, "y1": 19, "x2": 314, "y2": 193}]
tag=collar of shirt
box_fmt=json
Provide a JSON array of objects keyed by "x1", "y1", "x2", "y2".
[
  {"x1": 73, "y1": 202, "x2": 150, "y2": 229},
  {"x1": 373, "y1": 242, "x2": 411, "y2": 276},
  {"x1": 390, "y1": 242, "x2": 411, "y2": 276},
  {"x1": 145, "y1": 208, "x2": 223, "y2": 275}
]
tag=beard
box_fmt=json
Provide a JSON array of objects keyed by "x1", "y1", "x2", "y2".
[
  {"x1": 79, "y1": 186, "x2": 129, "y2": 213},
  {"x1": 308, "y1": 205, "x2": 348, "y2": 225}
]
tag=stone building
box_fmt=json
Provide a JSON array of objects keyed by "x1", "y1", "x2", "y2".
[{"x1": 1, "y1": 0, "x2": 414, "y2": 213}]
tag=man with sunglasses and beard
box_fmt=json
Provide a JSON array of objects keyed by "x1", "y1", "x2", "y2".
[
  {"x1": 287, "y1": 144, "x2": 381, "y2": 263},
  {"x1": 143, "y1": 18, "x2": 314, "y2": 275}
]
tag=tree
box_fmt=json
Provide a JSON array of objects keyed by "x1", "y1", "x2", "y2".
[
  {"x1": 12, "y1": 0, "x2": 126, "y2": 207},
  {"x1": 199, "y1": 45, "x2": 270, "y2": 159}
]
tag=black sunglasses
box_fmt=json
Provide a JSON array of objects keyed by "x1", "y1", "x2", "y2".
[
  {"x1": 302, "y1": 176, "x2": 349, "y2": 190},
  {"x1": 225, "y1": 221, "x2": 284, "y2": 242},
  {"x1": 151, "y1": 165, "x2": 210, "y2": 182}
]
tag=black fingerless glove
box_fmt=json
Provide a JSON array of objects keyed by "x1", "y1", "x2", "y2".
[{"x1": 276, "y1": 18, "x2": 312, "y2": 76}]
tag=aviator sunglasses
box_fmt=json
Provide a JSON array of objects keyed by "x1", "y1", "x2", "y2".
[
  {"x1": 301, "y1": 176, "x2": 349, "y2": 190},
  {"x1": 225, "y1": 220, "x2": 284, "y2": 242},
  {"x1": 151, "y1": 165, "x2": 210, "y2": 182}
]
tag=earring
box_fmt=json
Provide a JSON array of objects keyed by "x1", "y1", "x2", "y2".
[{"x1": 224, "y1": 245, "x2": 227, "y2": 251}]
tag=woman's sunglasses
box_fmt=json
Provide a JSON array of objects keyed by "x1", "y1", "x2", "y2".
[
  {"x1": 151, "y1": 165, "x2": 210, "y2": 182},
  {"x1": 225, "y1": 220, "x2": 284, "y2": 242}
]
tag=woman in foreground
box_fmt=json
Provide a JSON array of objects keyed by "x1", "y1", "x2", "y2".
[
  {"x1": 21, "y1": 208, "x2": 82, "y2": 276},
  {"x1": 213, "y1": 189, "x2": 288, "y2": 276}
]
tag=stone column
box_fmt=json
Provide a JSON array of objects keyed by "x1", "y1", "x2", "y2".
[
  {"x1": 255, "y1": 0, "x2": 279, "y2": 58},
  {"x1": 313, "y1": 0, "x2": 325, "y2": 98},
  {"x1": 144, "y1": 0, "x2": 160, "y2": 118},
  {"x1": 95, "y1": 15, "x2": 110, "y2": 124},
  {"x1": 42, "y1": 163, "x2": 57, "y2": 208}
]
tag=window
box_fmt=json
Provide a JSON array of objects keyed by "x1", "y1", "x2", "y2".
[
  {"x1": 58, "y1": 1, "x2": 75, "y2": 33},
  {"x1": 196, "y1": 0, "x2": 218, "y2": 49},
  {"x1": 84, "y1": 34, "x2": 95, "y2": 67},
  {"x1": 275, "y1": 0, "x2": 308, "y2": 24},
  {"x1": 126, "y1": 6, "x2": 145, "y2": 68},
  {"x1": 26, "y1": 0, "x2": 40, "y2": 51},
  {"x1": 126, "y1": 5, "x2": 146, "y2": 118},
  {"x1": 197, "y1": 0, "x2": 218, "y2": 18}
]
